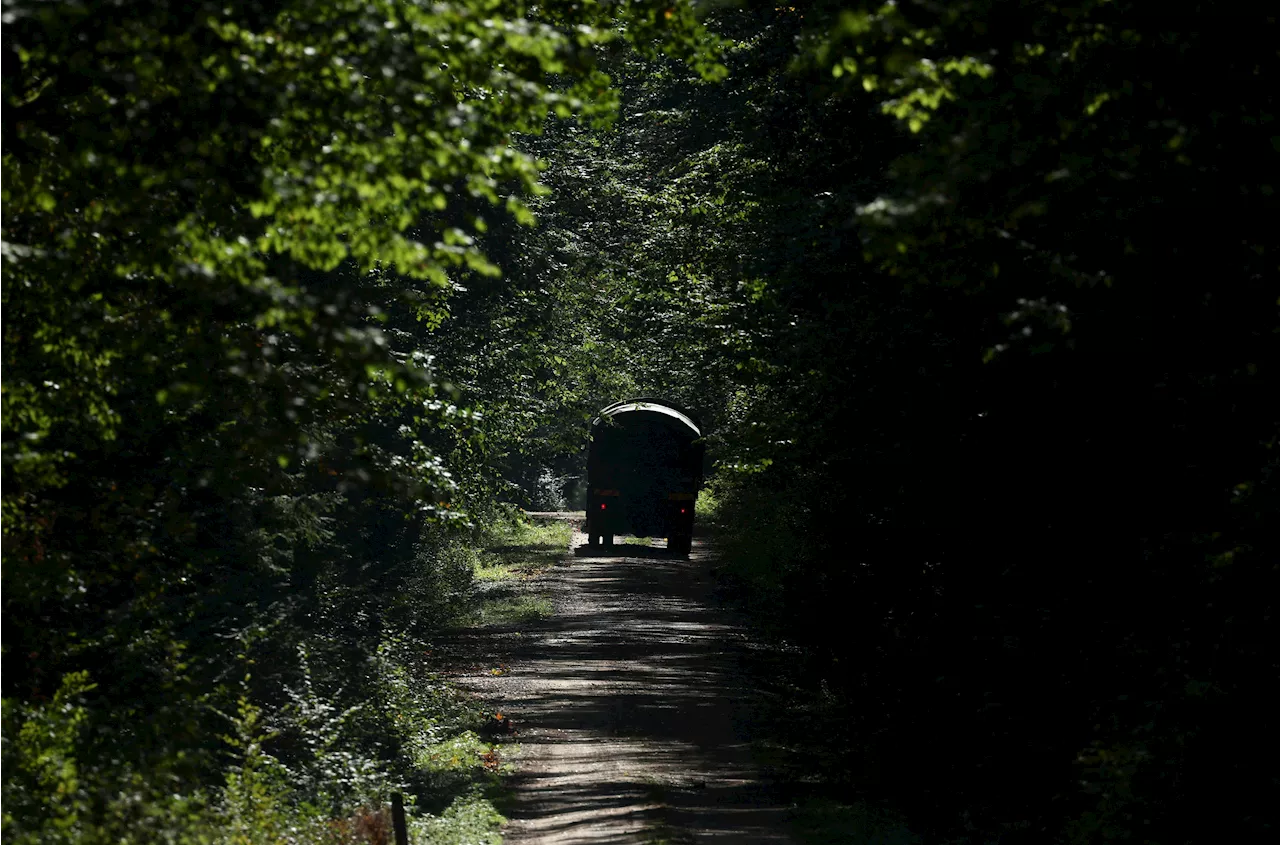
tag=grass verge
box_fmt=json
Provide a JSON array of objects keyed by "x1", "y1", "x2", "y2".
[
  {"x1": 463, "y1": 516, "x2": 572, "y2": 628},
  {"x1": 400, "y1": 514, "x2": 572, "y2": 840}
]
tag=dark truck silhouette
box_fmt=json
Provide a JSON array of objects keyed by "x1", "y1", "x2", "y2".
[{"x1": 584, "y1": 398, "x2": 704, "y2": 556}]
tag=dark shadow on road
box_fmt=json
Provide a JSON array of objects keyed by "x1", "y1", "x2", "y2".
[
  {"x1": 456, "y1": 535, "x2": 796, "y2": 843},
  {"x1": 572, "y1": 543, "x2": 687, "y2": 560}
]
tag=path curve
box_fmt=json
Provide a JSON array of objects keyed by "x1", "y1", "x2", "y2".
[{"x1": 463, "y1": 515, "x2": 795, "y2": 844}]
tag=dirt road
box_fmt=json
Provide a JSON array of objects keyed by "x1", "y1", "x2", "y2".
[{"x1": 462, "y1": 515, "x2": 796, "y2": 844}]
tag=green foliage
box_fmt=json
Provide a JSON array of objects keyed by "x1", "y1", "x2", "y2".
[
  {"x1": 2, "y1": 673, "x2": 97, "y2": 842},
  {"x1": 464, "y1": 516, "x2": 569, "y2": 625},
  {"x1": 2, "y1": 0, "x2": 724, "y2": 840},
  {"x1": 690, "y1": 480, "x2": 722, "y2": 524},
  {"x1": 218, "y1": 694, "x2": 295, "y2": 845},
  {"x1": 7, "y1": 0, "x2": 1274, "y2": 841},
  {"x1": 466, "y1": 594, "x2": 553, "y2": 625},
  {"x1": 409, "y1": 794, "x2": 505, "y2": 845},
  {"x1": 559, "y1": 2, "x2": 1279, "y2": 842},
  {"x1": 485, "y1": 516, "x2": 574, "y2": 553}
]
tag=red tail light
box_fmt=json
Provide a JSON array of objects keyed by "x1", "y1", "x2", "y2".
[
  {"x1": 680, "y1": 508, "x2": 687, "y2": 513},
  {"x1": 600, "y1": 503, "x2": 606, "y2": 510}
]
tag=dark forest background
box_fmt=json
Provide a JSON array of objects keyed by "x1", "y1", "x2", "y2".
[{"x1": 4, "y1": 1, "x2": 1276, "y2": 842}]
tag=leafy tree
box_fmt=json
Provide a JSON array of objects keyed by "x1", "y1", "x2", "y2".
[
  {"x1": 690, "y1": 2, "x2": 1278, "y2": 841},
  {"x1": 2, "y1": 0, "x2": 724, "y2": 839},
  {"x1": 503, "y1": 1, "x2": 1277, "y2": 840}
]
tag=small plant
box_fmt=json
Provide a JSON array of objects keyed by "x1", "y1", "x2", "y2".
[
  {"x1": 409, "y1": 794, "x2": 505, "y2": 845},
  {"x1": 532, "y1": 468, "x2": 568, "y2": 511},
  {"x1": 466, "y1": 594, "x2": 553, "y2": 626},
  {"x1": 218, "y1": 692, "x2": 294, "y2": 845},
  {"x1": 1, "y1": 671, "x2": 96, "y2": 844},
  {"x1": 275, "y1": 646, "x2": 386, "y2": 812}
]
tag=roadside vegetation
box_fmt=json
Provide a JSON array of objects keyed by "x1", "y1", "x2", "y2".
[
  {"x1": 2, "y1": 512, "x2": 569, "y2": 844},
  {"x1": 465, "y1": 518, "x2": 571, "y2": 627}
]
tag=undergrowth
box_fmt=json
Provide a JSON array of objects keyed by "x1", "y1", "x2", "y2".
[
  {"x1": 0, "y1": 515, "x2": 573, "y2": 845},
  {"x1": 462, "y1": 516, "x2": 570, "y2": 628}
]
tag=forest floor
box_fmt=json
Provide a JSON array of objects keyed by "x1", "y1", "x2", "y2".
[{"x1": 445, "y1": 512, "x2": 798, "y2": 844}]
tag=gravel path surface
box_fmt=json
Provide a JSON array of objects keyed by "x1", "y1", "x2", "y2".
[{"x1": 460, "y1": 513, "x2": 795, "y2": 844}]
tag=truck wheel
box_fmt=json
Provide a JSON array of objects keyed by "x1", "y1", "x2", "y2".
[{"x1": 588, "y1": 531, "x2": 599, "y2": 547}]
